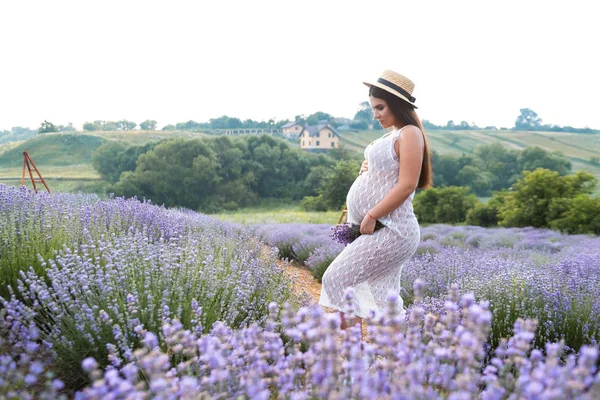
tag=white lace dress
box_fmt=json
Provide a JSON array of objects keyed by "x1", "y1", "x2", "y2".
[{"x1": 319, "y1": 126, "x2": 420, "y2": 319}]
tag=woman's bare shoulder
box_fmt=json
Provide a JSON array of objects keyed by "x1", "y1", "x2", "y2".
[{"x1": 399, "y1": 125, "x2": 424, "y2": 145}]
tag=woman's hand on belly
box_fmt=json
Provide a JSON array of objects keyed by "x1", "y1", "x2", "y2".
[{"x1": 359, "y1": 160, "x2": 368, "y2": 175}]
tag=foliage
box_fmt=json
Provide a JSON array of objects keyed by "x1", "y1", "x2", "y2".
[
  {"x1": 0, "y1": 134, "x2": 106, "y2": 167},
  {"x1": 0, "y1": 126, "x2": 37, "y2": 144},
  {"x1": 413, "y1": 186, "x2": 478, "y2": 224},
  {"x1": 82, "y1": 120, "x2": 137, "y2": 131},
  {"x1": 261, "y1": 221, "x2": 600, "y2": 355},
  {"x1": 116, "y1": 119, "x2": 136, "y2": 130},
  {"x1": 497, "y1": 169, "x2": 597, "y2": 228},
  {"x1": 74, "y1": 289, "x2": 600, "y2": 399},
  {"x1": 300, "y1": 195, "x2": 329, "y2": 212},
  {"x1": 518, "y1": 146, "x2": 571, "y2": 175},
  {"x1": 38, "y1": 120, "x2": 58, "y2": 134},
  {"x1": 431, "y1": 143, "x2": 572, "y2": 196},
  {"x1": 353, "y1": 101, "x2": 373, "y2": 122},
  {"x1": 92, "y1": 141, "x2": 159, "y2": 183},
  {"x1": 111, "y1": 138, "x2": 221, "y2": 211},
  {"x1": 110, "y1": 135, "x2": 335, "y2": 212},
  {"x1": 305, "y1": 111, "x2": 335, "y2": 126},
  {"x1": 515, "y1": 108, "x2": 543, "y2": 130},
  {"x1": 139, "y1": 119, "x2": 157, "y2": 130},
  {"x1": 0, "y1": 184, "x2": 296, "y2": 388},
  {"x1": 465, "y1": 202, "x2": 498, "y2": 227},
  {"x1": 349, "y1": 119, "x2": 369, "y2": 130},
  {"x1": 550, "y1": 194, "x2": 600, "y2": 234},
  {"x1": 317, "y1": 160, "x2": 358, "y2": 211}
]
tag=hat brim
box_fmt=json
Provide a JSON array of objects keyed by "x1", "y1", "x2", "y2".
[{"x1": 363, "y1": 81, "x2": 418, "y2": 109}]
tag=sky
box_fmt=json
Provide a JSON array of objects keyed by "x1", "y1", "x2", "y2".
[{"x1": 1, "y1": 0, "x2": 599, "y2": 131}]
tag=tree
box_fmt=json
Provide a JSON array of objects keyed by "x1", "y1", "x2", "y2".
[
  {"x1": 83, "y1": 122, "x2": 98, "y2": 131},
  {"x1": 350, "y1": 120, "x2": 369, "y2": 130},
  {"x1": 517, "y1": 146, "x2": 571, "y2": 176},
  {"x1": 514, "y1": 108, "x2": 542, "y2": 130},
  {"x1": 318, "y1": 160, "x2": 357, "y2": 210},
  {"x1": 466, "y1": 203, "x2": 498, "y2": 227},
  {"x1": 139, "y1": 120, "x2": 157, "y2": 130},
  {"x1": 58, "y1": 123, "x2": 76, "y2": 132},
  {"x1": 111, "y1": 139, "x2": 221, "y2": 211},
  {"x1": 550, "y1": 195, "x2": 600, "y2": 235},
  {"x1": 498, "y1": 169, "x2": 597, "y2": 228},
  {"x1": 209, "y1": 116, "x2": 242, "y2": 129},
  {"x1": 116, "y1": 120, "x2": 136, "y2": 131},
  {"x1": 92, "y1": 142, "x2": 128, "y2": 183},
  {"x1": 306, "y1": 112, "x2": 334, "y2": 126},
  {"x1": 38, "y1": 120, "x2": 58, "y2": 134},
  {"x1": 353, "y1": 101, "x2": 373, "y2": 122},
  {"x1": 413, "y1": 186, "x2": 478, "y2": 224},
  {"x1": 474, "y1": 143, "x2": 520, "y2": 191},
  {"x1": 456, "y1": 165, "x2": 493, "y2": 196},
  {"x1": 92, "y1": 141, "x2": 159, "y2": 183}
]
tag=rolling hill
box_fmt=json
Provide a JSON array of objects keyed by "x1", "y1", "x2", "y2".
[
  {"x1": 0, "y1": 129, "x2": 598, "y2": 195},
  {"x1": 339, "y1": 129, "x2": 600, "y2": 181}
]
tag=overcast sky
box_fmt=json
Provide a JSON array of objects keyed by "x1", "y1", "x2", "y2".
[{"x1": 1, "y1": 0, "x2": 598, "y2": 131}]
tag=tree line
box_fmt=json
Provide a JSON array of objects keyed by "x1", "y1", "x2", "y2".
[
  {"x1": 421, "y1": 108, "x2": 598, "y2": 133},
  {"x1": 431, "y1": 143, "x2": 572, "y2": 196},
  {"x1": 91, "y1": 134, "x2": 599, "y2": 234},
  {"x1": 413, "y1": 169, "x2": 600, "y2": 235},
  {"x1": 3, "y1": 104, "x2": 597, "y2": 136},
  {"x1": 92, "y1": 135, "x2": 361, "y2": 213}
]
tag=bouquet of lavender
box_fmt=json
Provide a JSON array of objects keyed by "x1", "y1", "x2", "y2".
[{"x1": 330, "y1": 220, "x2": 385, "y2": 245}]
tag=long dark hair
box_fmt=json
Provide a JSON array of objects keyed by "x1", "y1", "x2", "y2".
[{"x1": 369, "y1": 85, "x2": 432, "y2": 189}]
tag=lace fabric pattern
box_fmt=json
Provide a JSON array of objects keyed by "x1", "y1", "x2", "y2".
[{"x1": 319, "y1": 127, "x2": 420, "y2": 318}]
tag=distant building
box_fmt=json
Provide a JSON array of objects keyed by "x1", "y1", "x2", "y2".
[
  {"x1": 299, "y1": 124, "x2": 340, "y2": 151},
  {"x1": 280, "y1": 121, "x2": 304, "y2": 138}
]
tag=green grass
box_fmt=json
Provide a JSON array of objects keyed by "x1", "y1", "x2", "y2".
[
  {"x1": 0, "y1": 133, "x2": 106, "y2": 167},
  {"x1": 0, "y1": 164, "x2": 100, "y2": 179},
  {"x1": 0, "y1": 179, "x2": 109, "y2": 195},
  {"x1": 84, "y1": 129, "x2": 210, "y2": 144},
  {"x1": 209, "y1": 200, "x2": 341, "y2": 225},
  {"x1": 339, "y1": 129, "x2": 600, "y2": 194},
  {"x1": 0, "y1": 140, "x2": 25, "y2": 156},
  {"x1": 0, "y1": 164, "x2": 106, "y2": 195}
]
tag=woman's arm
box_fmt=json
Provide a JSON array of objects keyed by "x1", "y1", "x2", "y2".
[{"x1": 360, "y1": 126, "x2": 424, "y2": 233}]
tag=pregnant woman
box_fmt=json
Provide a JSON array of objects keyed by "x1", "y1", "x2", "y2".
[{"x1": 319, "y1": 69, "x2": 432, "y2": 335}]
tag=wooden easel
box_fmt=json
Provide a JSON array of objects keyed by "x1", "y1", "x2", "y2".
[
  {"x1": 337, "y1": 204, "x2": 348, "y2": 224},
  {"x1": 22, "y1": 151, "x2": 51, "y2": 193}
]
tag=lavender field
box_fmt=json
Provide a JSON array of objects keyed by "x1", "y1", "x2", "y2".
[
  {"x1": 255, "y1": 222, "x2": 600, "y2": 352},
  {"x1": 2, "y1": 183, "x2": 600, "y2": 398}
]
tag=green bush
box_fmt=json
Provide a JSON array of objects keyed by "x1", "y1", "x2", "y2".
[
  {"x1": 300, "y1": 195, "x2": 329, "y2": 211},
  {"x1": 466, "y1": 203, "x2": 498, "y2": 227},
  {"x1": 414, "y1": 186, "x2": 478, "y2": 224}
]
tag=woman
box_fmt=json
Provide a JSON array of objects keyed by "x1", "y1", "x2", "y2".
[{"x1": 319, "y1": 69, "x2": 432, "y2": 335}]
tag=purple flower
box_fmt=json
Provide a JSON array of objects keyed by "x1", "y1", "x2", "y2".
[{"x1": 330, "y1": 221, "x2": 385, "y2": 245}]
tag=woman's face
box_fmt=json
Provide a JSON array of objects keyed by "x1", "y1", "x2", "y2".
[{"x1": 370, "y1": 96, "x2": 398, "y2": 129}]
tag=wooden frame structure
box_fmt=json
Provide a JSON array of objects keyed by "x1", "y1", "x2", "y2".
[
  {"x1": 338, "y1": 204, "x2": 348, "y2": 224},
  {"x1": 21, "y1": 151, "x2": 51, "y2": 193}
]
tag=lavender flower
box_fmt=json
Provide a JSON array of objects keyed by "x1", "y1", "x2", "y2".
[{"x1": 330, "y1": 220, "x2": 385, "y2": 245}]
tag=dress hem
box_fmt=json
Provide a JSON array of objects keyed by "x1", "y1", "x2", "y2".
[{"x1": 318, "y1": 299, "x2": 372, "y2": 320}]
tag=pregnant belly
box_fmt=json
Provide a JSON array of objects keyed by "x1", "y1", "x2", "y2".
[{"x1": 346, "y1": 174, "x2": 379, "y2": 220}]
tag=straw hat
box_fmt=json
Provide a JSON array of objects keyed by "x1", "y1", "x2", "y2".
[{"x1": 363, "y1": 70, "x2": 417, "y2": 109}]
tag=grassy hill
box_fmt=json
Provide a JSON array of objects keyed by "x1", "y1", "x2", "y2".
[
  {"x1": 1, "y1": 129, "x2": 598, "y2": 196},
  {"x1": 0, "y1": 133, "x2": 106, "y2": 167},
  {"x1": 339, "y1": 129, "x2": 600, "y2": 182},
  {"x1": 0, "y1": 130, "x2": 211, "y2": 194}
]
